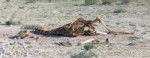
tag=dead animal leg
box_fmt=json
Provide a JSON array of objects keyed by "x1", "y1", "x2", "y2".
[
  {"x1": 108, "y1": 30, "x2": 135, "y2": 35},
  {"x1": 94, "y1": 17, "x2": 111, "y2": 32}
]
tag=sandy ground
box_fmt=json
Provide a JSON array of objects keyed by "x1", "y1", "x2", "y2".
[{"x1": 0, "y1": 0, "x2": 150, "y2": 58}]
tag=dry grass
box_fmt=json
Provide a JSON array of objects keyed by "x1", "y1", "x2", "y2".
[
  {"x1": 84, "y1": 43, "x2": 94, "y2": 50},
  {"x1": 102, "y1": 0, "x2": 115, "y2": 5},
  {"x1": 71, "y1": 50, "x2": 97, "y2": 58},
  {"x1": 85, "y1": 0, "x2": 97, "y2": 5},
  {"x1": 121, "y1": 0, "x2": 130, "y2": 4}
]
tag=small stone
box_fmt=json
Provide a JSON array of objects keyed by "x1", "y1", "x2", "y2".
[
  {"x1": 129, "y1": 23, "x2": 136, "y2": 26},
  {"x1": 18, "y1": 6, "x2": 24, "y2": 9},
  {"x1": 27, "y1": 46, "x2": 33, "y2": 48},
  {"x1": 116, "y1": 22, "x2": 120, "y2": 25},
  {"x1": 140, "y1": 24, "x2": 146, "y2": 27},
  {"x1": 77, "y1": 43, "x2": 81, "y2": 46},
  {"x1": 29, "y1": 35, "x2": 34, "y2": 38},
  {"x1": 9, "y1": 42, "x2": 15, "y2": 45},
  {"x1": 129, "y1": 36, "x2": 140, "y2": 39},
  {"x1": 140, "y1": 3, "x2": 145, "y2": 6},
  {"x1": 105, "y1": 38, "x2": 109, "y2": 43},
  {"x1": 55, "y1": 41, "x2": 72, "y2": 47},
  {"x1": 49, "y1": 57, "x2": 54, "y2": 58},
  {"x1": 78, "y1": 13, "x2": 83, "y2": 16},
  {"x1": 141, "y1": 32, "x2": 146, "y2": 34},
  {"x1": 113, "y1": 9, "x2": 125, "y2": 13},
  {"x1": 6, "y1": 0, "x2": 10, "y2": 2},
  {"x1": 17, "y1": 42, "x2": 23, "y2": 45},
  {"x1": 128, "y1": 43, "x2": 136, "y2": 46},
  {"x1": 0, "y1": 48, "x2": 4, "y2": 54},
  {"x1": 24, "y1": 42, "x2": 31, "y2": 44},
  {"x1": 35, "y1": 36, "x2": 40, "y2": 40},
  {"x1": 114, "y1": 9, "x2": 121, "y2": 13},
  {"x1": 22, "y1": 53, "x2": 28, "y2": 57},
  {"x1": 133, "y1": 28, "x2": 139, "y2": 31}
]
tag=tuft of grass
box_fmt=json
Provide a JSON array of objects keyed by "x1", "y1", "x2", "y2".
[
  {"x1": 113, "y1": 6, "x2": 126, "y2": 13},
  {"x1": 21, "y1": 0, "x2": 37, "y2": 3},
  {"x1": 38, "y1": 0, "x2": 51, "y2": 3},
  {"x1": 85, "y1": 0, "x2": 97, "y2": 5},
  {"x1": 115, "y1": 0, "x2": 130, "y2": 4},
  {"x1": 71, "y1": 50, "x2": 97, "y2": 58},
  {"x1": 84, "y1": 43, "x2": 94, "y2": 51},
  {"x1": 102, "y1": 0, "x2": 115, "y2": 5},
  {"x1": 5, "y1": 20, "x2": 21, "y2": 25},
  {"x1": 113, "y1": 8, "x2": 125, "y2": 13},
  {"x1": 121, "y1": 0, "x2": 130, "y2": 4},
  {"x1": 22, "y1": 24, "x2": 43, "y2": 29},
  {"x1": 21, "y1": 0, "x2": 51, "y2": 3}
]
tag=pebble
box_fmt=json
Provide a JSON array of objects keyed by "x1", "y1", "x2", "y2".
[
  {"x1": 6, "y1": 0, "x2": 10, "y2": 2},
  {"x1": 17, "y1": 42, "x2": 23, "y2": 45},
  {"x1": 27, "y1": 46, "x2": 33, "y2": 48},
  {"x1": 35, "y1": 36, "x2": 40, "y2": 40},
  {"x1": 141, "y1": 32, "x2": 146, "y2": 34},
  {"x1": 133, "y1": 28, "x2": 139, "y2": 31},
  {"x1": 18, "y1": 6, "x2": 24, "y2": 9},
  {"x1": 114, "y1": 9, "x2": 122, "y2": 13},
  {"x1": 24, "y1": 42, "x2": 31, "y2": 44},
  {"x1": 129, "y1": 23, "x2": 136, "y2": 26},
  {"x1": 49, "y1": 57, "x2": 54, "y2": 58},
  {"x1": 128, "y1": 43, "x2": 136, "y2": 46},
  {"x1": 116, "y1": 22, "x2": 120, "y2": 25},
  {"x1": 55, "y1": 41, "x2": 72, "y2": 47},
  {"x1": 9, "y1": 42, "x2": 15, "y2": 45},
  {"x1": 0, "y1": 48, "x2": 4, "y2": 54},
  {"x1": 129, "y1": 36, "x2": 140, "y2": 39},
  {"x1": 140, "y1": 24, "x2": 146, "y2": 27},
  {"x1": 105, "y1": 38, "x2": 109, "y2": 43}
]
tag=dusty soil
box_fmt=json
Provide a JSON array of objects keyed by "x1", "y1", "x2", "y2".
[{"x1": 0, "y1": 0, "x2": 150, "y2": 58}]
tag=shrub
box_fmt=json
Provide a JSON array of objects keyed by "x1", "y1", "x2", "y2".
[
  {"x1": 21, "y1": 0, "x2": 52, "y2": 3},
  {"x1": 38, "y1": 0, "x2": 51, "y2": 3},
  {"x1": 85, "y1": 0, "x2": 97, "y2": 5},
  {"x1": 113, "y1": 8, "x2": 126, "y2": 13},
  {"x1": 102, "y1": 0, "x2": 115, "y2": 5},
  {"x1": 5, "y1": 20, "x2": 21, "y2": 25},
  {"x1": 22, "y1": 0, "x2": 37, "y2": 3},
  {"x1": 84, "y1": 43, "x2": 94, "y2": 50},
  {"x1": 71, "y1": 51, "x2": 97, "y2": 58},
  {"x1": 121, "y1": 0, "x2": 130, "y2": 4}
]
